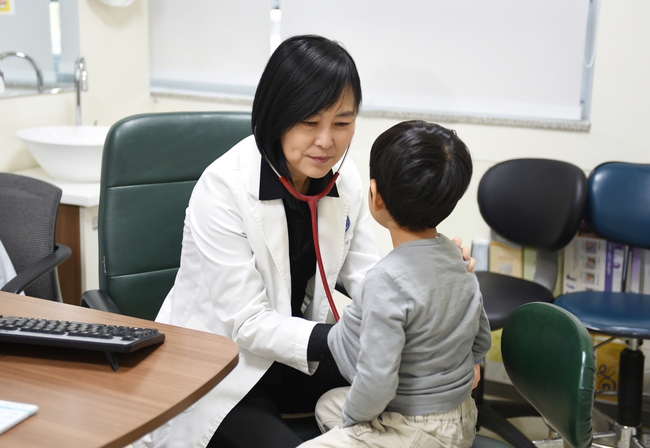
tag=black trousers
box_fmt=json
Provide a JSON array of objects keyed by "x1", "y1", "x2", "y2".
[{"x1": 207, "y1": 359, "x2": 349, "y2": 448}]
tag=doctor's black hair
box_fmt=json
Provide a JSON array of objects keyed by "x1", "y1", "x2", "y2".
[
  {"x1": 369, "y1": 120, "x2": 473, "y2": 232},
  {"x1": 252, "y1": 34, "x2": 362, "y2": 182}
]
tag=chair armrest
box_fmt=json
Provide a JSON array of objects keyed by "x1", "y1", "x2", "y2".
[
  {"x1": 1, "y1": 243, "x2": 72, "y2": 294},
  {"x1": 80, "y1": 289, "x2": 122, "y2": 314}
]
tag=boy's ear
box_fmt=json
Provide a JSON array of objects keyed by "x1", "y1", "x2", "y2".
[{"x1": 369, "y1": 179, "x2": 385, "y2": 211}]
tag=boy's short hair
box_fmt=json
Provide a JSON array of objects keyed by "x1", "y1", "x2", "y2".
[{"x1": 369, "y1": 120, "x2": 472, "y2": 231}]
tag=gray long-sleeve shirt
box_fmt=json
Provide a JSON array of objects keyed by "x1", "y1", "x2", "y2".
[{"x1": 328, "y1": 234, "x2": 491, "y2": 426}]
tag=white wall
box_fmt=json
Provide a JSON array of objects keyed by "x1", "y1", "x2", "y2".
[
  {"x1": 77, "y1": 0, "x2": 151, "y2": 127},
  {"x1": 1, "y1": 0, "x2": 649, "y2": 255}
]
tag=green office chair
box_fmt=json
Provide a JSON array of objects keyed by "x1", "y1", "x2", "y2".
[
  {"x1": 79, "y1": 110, "x2": 328, "y2": 440},
  {"x1": 501, "y1": 302, "x2": 596, "y2": 448},
  {"x1": 81, "y1": 111, "x2": 252, "y2": 319},
  {"x1": 473, "y1": 302, "x2": 596, "y2": 448}
]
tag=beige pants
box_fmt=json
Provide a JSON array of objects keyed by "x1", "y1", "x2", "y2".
[{"x1": 299, "y1": 387, "x2": 477, "y2": 448}]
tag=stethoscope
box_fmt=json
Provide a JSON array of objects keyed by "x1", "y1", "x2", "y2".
[{"x1": 264, "y1": 148, "x2": 350, "y2": 322}]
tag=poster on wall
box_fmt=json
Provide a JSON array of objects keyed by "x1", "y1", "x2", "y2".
[{"x1": 0, "y1": 0, "x2": 14, "y2": 15}]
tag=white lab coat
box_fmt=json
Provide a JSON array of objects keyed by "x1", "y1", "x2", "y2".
[{"x1": 134, "y1": 135, "x2": 382, "y2": 448}]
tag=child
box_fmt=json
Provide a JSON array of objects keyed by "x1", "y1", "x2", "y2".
[{"x1": 300, "y1": 120, "x2": 491, "y2": 448}]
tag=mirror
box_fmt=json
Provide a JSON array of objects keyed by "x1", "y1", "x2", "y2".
[{"x1": 0, "y1": 0, "x2": 79, "y2": 97}]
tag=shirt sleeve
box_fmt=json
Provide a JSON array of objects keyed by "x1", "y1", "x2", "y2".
[
  {"x1": 472, "y1": 282, "x2": 492, "y2": 363},
  {"x1": 307, "y1": 323, "x2": 334, "y2": 361}
]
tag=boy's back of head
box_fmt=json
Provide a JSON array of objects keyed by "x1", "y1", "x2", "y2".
[{"x1": 369, "y1": 120, "x2": 472, "y2": 232}]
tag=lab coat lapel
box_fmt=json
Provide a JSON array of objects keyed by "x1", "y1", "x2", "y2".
[
  {"x1": 244, "y1": 140, "x2": 348, "y2": 319},
  {"x1": 251, "y1": 199, "x2": 292, "y2": 300},
  {"x1": 245, "y1": 146, "x2": 292, "y2": 303}
]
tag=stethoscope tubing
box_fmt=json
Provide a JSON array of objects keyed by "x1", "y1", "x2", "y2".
[
  {"x1": 278, "y1": 174, "x2": 341, "y2": 322},
  {"x1": 267, "y1": 148, "x2": 350, "y2": 322}
]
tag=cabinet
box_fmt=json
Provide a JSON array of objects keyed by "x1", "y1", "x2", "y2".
[{"x1": 16, "y1": 168, "x2": 99, "y2": 305}]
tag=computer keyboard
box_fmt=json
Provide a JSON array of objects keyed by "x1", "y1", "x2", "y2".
[{"x1": 0, "y1": 315, "x2": 165, "y2": 371}]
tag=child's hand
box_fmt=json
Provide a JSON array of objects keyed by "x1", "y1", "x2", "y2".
[
  {"x1": 452, "y1": 237, "x2": 476, "y2": 272},
  {"x1": 472, "y1": 363, "x2": 481, "y2": 389}
]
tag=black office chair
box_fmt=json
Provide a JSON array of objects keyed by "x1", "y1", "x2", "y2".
[
  {"x1": 0, "y1": 172, "x2": 71, "y2": 301},
  {"x1": 473, "y1": 159, "x2": 588, "y2": 447},
  {"x1": 555, "y1": 161, "x2": 650, "y2": 448},
  {"x1": 80, "y1": 111, "x2": 252, "y2": 318}
]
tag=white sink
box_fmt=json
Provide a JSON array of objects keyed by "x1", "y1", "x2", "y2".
[{"x1": 16, "y1": 125, "x2": 110, "y2": 183}]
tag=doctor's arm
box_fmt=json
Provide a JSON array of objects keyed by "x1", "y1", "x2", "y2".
[{"x1": 187, "y1": 173, "x2": 318, "y2": 373}]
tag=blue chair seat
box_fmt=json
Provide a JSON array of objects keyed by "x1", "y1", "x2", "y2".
[{"x1": 555, "y1": 292, "x2": 650, "y2": 338}]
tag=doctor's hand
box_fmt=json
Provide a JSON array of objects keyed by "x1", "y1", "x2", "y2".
[{"x1": 452, "y1": 237, "x2": 476, "y2": 273}]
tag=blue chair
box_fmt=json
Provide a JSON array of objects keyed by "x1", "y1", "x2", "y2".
[{"x1": 555, "y1": 162, "x2": 650, "y2": 447}]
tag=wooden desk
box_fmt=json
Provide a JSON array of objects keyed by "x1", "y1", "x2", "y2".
[{"x1": 0, "y1": 292, "x2": 239, "y2": 448}]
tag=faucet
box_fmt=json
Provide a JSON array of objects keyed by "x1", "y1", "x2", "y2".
[
  {"x1": 0, "y1": 51, "x2": 44, "y2": 93},
  {"x1": 74, "y1": 56, "x2": 88, "y2": 126}
]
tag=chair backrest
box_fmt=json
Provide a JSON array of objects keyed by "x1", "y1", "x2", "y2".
[
  {"x1": 98, "y1": 111, "x2": 252, "y2": 320},
  {"x1": 585, "y1": 162, "x2": 650, "y2": 250},
  {"x1": 502, "y1": 302, "x2": 595, "y2": 448},
  {"x1": 0, "y1": 173, "x2": 63, "y2": 301},
  {"x1": 478, "y1": 159, "x2": 587, "y2": 251}
]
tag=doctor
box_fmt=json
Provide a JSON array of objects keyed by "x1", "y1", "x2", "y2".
[{"x1": 135, "y1": 35, "x2": 472, "y2": 448}]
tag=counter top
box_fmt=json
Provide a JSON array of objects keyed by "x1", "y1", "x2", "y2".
[{"x1": 15, "y1": 168, "x2": 100, "y2": 208}]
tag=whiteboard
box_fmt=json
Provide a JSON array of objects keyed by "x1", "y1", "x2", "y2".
[{"x1": 281, "y1": 0, "x2": 592, "y2": 122}]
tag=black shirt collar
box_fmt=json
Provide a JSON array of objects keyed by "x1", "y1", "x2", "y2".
[{"x1": 258, "y1": 158, "x2": 339, "y2": 201}]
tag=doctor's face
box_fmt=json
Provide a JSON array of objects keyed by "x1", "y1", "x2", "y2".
[{"x1": 280, "y1": 89, "x2": 357, "y2": 194}]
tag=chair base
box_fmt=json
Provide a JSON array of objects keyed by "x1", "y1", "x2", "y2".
[
  {"x1": 478, "y1": 380, "x2": 650, "y2": 448},
  {"x1": 613, "y1": 424, "x2": 646, "y2": 448},
  {"x1": 476, "y1": 399, "x2": 539, "y2": 448},
  {"x1": 474, "y1": 374, "x2": 540, "y2": 448},
  {"x1": 530, "y1": 430, "x2": 618, "y2": 448},
  {"x1": 477, "y1": 405, "x2": 649, "y2": 448}
]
